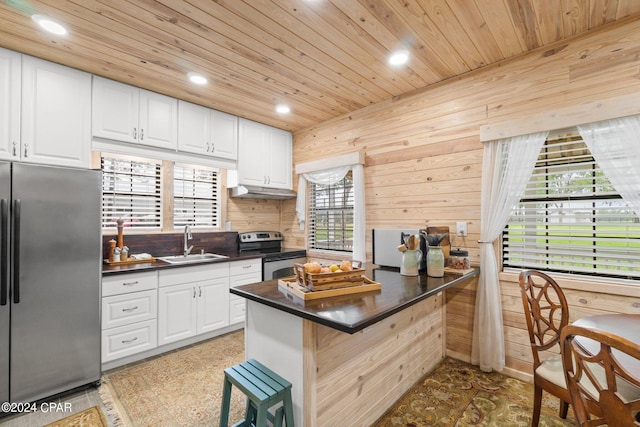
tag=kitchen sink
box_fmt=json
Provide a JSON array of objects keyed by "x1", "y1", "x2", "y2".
[{"x1": 159, "y1": 253, "x2": 229, "y2": 264}]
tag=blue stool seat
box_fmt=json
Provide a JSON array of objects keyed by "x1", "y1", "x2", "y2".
[{"x1": 219, "y1": 359, "x2": 294, "y2": 427}]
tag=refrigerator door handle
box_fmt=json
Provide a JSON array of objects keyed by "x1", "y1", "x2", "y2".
[
  {"x1": 12, "y1": 199, "x2": 20, "y2": 304},
  {"x1": 1, "y1": 199, "x2": 7, "y2": 306}
]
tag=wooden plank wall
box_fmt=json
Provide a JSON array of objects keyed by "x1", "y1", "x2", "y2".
[
  {"x1": 303, "y1": 294, "x2": 445, "y2": 426},
  {"x1": 226, "y1": 198, "x2": 282, "y2": 233},
  {"x1": 274, "y1": 16, "x2": 640, "y2": 377}
]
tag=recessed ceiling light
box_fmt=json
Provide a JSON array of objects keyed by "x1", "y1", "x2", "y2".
[
  {"x1": 187, "y1": 72, "x2": 208, "y2": 85},
  {"x1": 388, "y1": 49, "x2": 409, "y2": 66},
  {"x1": 276, "y1": 104, "x2": 291, "y2": 114},
  {"x1": 31, "y1": 14, "x2": 67, "y2": 36}
]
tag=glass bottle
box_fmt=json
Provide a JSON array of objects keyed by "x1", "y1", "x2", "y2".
[{"x1": 427, "y1": 246, "x2": 444, "y2": 277}]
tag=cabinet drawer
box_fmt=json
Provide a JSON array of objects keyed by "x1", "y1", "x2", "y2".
[
  {"x1": 159, "y1": 262, "x2": 228, "y2": 287},
  {"x1": 102, "y1": 290, "x2": 157, "y2": 329},
  {"x1": 102, "y1": 271, "x2": 157, "y2": 297},
  {"x1": 229, "y1": 259, "x2": 262, "y2": 276},
  {"x1": 101, "y1": 320, "x2": 157, "y2": 363},
  {"x1": 230, "y1": 271, "x2": 261, "y2": 289},
  {"x1": 229, "y1": 298, "x2": 246, "y2": 324}
]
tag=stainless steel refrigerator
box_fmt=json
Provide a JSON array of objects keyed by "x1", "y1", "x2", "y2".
[{"x1": 1, "y1": 161, "x2": 101, "y2": 404}]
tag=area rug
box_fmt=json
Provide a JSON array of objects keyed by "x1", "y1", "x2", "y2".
[
  {"x1": 99, "y1": 331, "x2": 575, "y2": 427},
  {"x1": 374, "y1": 357, "x2": 575, "y2": 426},
  {"x1": 99, "y1": 330, "x2": 246, "y2": 427},
  {"x1": 43, "y1": 405, "x2": 108, "y2": 427}
]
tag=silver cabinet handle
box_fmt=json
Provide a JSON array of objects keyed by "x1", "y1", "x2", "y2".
[
  {"x1": 133, "y1": 127, "x2": 137, "y2": 139},
  {"x1": 12, "y1": 142, "x2": 16, "y2": 156},
  {"x1": 140, "y1": 128, "x2": 144, "y2": 140},
  {"x1": 122, "y1": 337, "x2": 138, "y2": 344},
  {"x1": 199, "y1": 286, "x2": 202, "y2": 297},
  {"x1": 193, "y1": 287, "x2": 196, "y2": 298},
  {"x1": 122, "y1": 306, "x2": 138, "y2": 312},
  {"x1": 211, "y1": 143, "x2": 215, "y2": 152},
  {"x1": 23, "y1": 143, "x2": 28, "y2": 158},
  {"x1": 243, "y1": 265, "x2": 251, "y2": 269},
  {"x1": 122, "y1": 281, "x2": 138, "y2": 287}
]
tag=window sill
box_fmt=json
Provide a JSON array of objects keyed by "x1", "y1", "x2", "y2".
[{"x1": 499, "y1": 269, "x2": 640, "y2": 297}]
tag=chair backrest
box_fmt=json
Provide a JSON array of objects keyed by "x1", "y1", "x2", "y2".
[
  {"x1": 518, "y1": 270, "x2": 569, "y2": 369},
  {"x1": 561, "y1": 324, "x2": 640, "y2": 427}
]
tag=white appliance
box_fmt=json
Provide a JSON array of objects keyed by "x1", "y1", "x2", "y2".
[
  {"x1": 372, "y1": 228, "x2": 419, "y2": 268},
  {"x1": 0, "y1": 162, "x2": 101, "y2": 405}
]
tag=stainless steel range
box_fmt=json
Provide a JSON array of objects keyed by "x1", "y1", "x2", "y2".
[{"x1": 238, "y1": 231, "x2": 306, "y2": 280}]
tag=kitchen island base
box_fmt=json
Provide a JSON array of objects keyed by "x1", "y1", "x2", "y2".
[{"x1": 245, "y1": 292, "x2": 445, "y2": 426}]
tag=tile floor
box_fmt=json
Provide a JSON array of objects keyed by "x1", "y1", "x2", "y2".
[{"x1": 0, "y1": 386, "x2": 110, "y2": 427}]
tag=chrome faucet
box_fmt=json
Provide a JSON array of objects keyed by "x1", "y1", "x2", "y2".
[{"x1": 183, "y1": 225, "x2": 193, "y2": 256}]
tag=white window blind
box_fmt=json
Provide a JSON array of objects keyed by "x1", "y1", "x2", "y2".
[
  {"x1": 173, "y1": 164, "x2": 219, "y2": 228},
  {"x1": 503, "y1": 131, "x2": 640, "y2": 280},
  {"x1": 101, "y1": 155, "x2": 161, "y2": 229},
  {"x1": 308, "y1": 171, "x2": 354, "y2": 252}
]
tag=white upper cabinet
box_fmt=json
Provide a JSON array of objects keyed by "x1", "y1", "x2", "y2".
[
  {"x1": 178, "y1": 100, "x2": 237, "y2": 160},
  {"x1": 139, "y1": 89, "x2": 178, "y2": 149},
  {"x1": 0, "y1": 48, "x2": 20, "y2": 162},
  {"x1": 20, "y1": 55, "x2": 91, "y2": 168},
  {"x1": 92, "y1": 77, "x2": 138, "y2": 143},
  {"x1": 238, "y1": 118, "x2": 292, "y2": 189},
  {"x1": 92, "y1": 76, "x2": 178, "y2": 150},
  {"x1": 267, "y1": 126, "x2": 293, "y2": 188},
  {"x1": 0, "y1": 50, "x2": 91, "y2": 167}
]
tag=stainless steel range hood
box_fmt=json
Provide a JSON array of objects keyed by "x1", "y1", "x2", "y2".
[{"x1": 229, "y1": 184, "x2": 297, "y2": 199}]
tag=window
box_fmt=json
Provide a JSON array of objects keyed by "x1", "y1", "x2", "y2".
[
  {"x1": 308, "y1": 171, "x2": 354, "y2": 252},
  {"x1": 100, "y1": 154, "x2": 221, "y2": 231},
  {"x1": 101, "y1": 155, "x2": 161, "y2": 229},
  {"x1": 503, "y1": 130, "x2": 640, "y2": 280},
  {"x1": 173, "y1": 164, "x2": 219, "y2": 228}
]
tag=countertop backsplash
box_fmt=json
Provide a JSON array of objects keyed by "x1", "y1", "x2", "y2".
[{"x1": 101, "y1": 231, "x2": 239, "y2": 260}]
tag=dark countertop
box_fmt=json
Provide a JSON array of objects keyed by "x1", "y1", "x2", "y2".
[
  {"x1": 230, "y1": 266, "x2": 479, "y2": 334},
  {"x1": 101, "y1": 251, "x2": 265, "y2": 275}
]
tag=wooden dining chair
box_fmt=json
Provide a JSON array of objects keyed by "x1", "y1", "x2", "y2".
[
  {"x1": 519, "y1": 270, "x2": 571, "y2": 427},
  {"x1": 561, "y1": 324, "x2": 640, "y2": 427}
]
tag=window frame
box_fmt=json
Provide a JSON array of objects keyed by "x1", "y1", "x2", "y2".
[
  {"x1": 307, "y1": 170, "x2": 354, "y2": 254},
  {"x1": 99, "y1": 153, "x2": 222, "y2": 233},
  {"x1": 100, "y1": 153, "x2": 162, "y2": 230},
  {"x1": 172, "y1": 162, "x2": 220, "y2": 229},
  {"x1": 502, "y1": 131, "x2": 640, "y2": 281}
]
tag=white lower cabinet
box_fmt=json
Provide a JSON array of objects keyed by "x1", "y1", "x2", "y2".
[
  {"x1": 101, "y1": 272, "x2": 159, "y2": 363},
  {"x1": 102, "y1": 260, "x2": 256, "y2": 366},
  {"x1": 102, "y1": 290, "x2": 157, "y2": 330},
  {"x1": 102, "y1": 320, "x2": 157, "y2": 362},
  {"x1": 229, "y1": 259, "x2": 262, "y2": 325},
  {"x1": 158, "y1": 263, "x2": 230, "y2": 346}
]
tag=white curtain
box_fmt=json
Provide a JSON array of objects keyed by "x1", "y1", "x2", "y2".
[
  {"x1": 472, "y1": 131, "x2": 548, "y2": 372},
  {"x1": 578, "y1": 115, "x2": 640, "y2": 218},
  {"x1": 295, "y1": 163, "x2": 366, "y2": 262}
]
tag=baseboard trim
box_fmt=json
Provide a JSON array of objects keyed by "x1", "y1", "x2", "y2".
[{"x1": 445, "y1": 349, "x2": 533, "y2": 384}]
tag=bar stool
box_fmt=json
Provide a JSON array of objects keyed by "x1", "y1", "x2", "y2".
[{"x1": 219, "y1": 359, "x2": 294, "y2": 427}]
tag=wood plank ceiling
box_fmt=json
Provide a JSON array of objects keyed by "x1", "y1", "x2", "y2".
[{"x1": 1, "y1": 0, "x2": 639, "y2": 132}]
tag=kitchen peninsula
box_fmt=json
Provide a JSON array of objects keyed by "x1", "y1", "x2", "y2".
[{"x1": 230, "y1": 266, "x2": 478, "y2": 426}]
